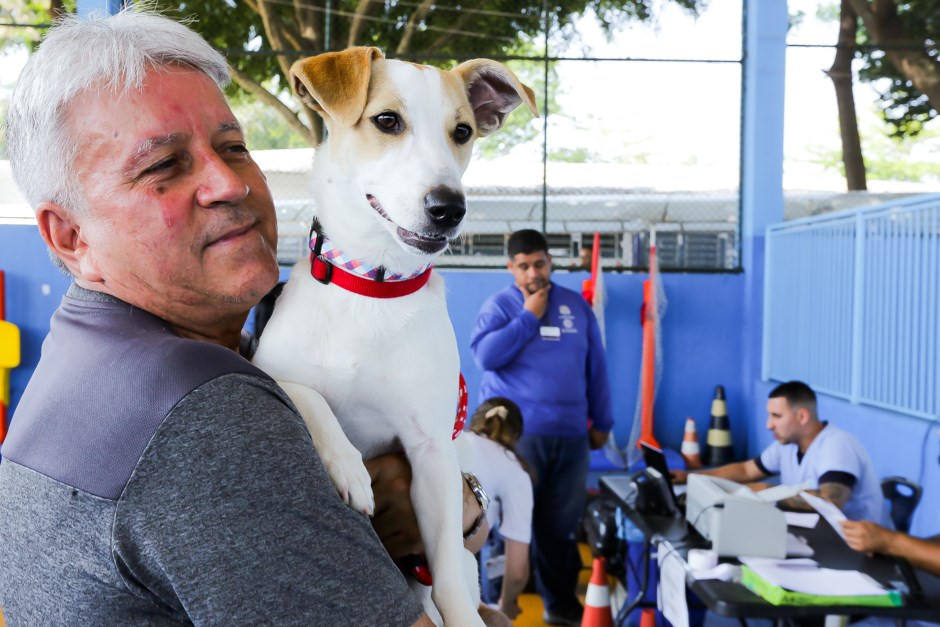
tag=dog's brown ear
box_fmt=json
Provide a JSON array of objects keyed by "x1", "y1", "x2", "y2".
[
  {"x1": 290, "y1": 47, "x2": 385, "y2": 127},
  {"x1": 453, "y1": 60, "x2": 540, "y2": 137}
]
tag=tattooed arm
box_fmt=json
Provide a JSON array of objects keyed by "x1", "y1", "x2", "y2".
[{"x1": 778, "y1": 480, "x2": 853, "y2": 512}]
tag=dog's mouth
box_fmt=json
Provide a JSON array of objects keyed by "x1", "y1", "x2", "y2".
[{"x1": 367, "y1": 194, "x2": 448, "y2": 254}]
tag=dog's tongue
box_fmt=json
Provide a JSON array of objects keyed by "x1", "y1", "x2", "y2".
[{"x1": 397, "y1": 226, "x2": 447, "y2": 254}]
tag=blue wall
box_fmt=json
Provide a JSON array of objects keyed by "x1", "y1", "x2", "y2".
[
  {"x1": 1, "y1": 223, "x2": 748, "y2": 463},
  {"x1": 1, "y1": 225, "x2": 72, "y2": 416},
  {"x1": 444, "y1": 270, "x2": 747, "y2": 460},
  {"x1": 4, "y1": 224, "x2": 939, "y2": 538}
]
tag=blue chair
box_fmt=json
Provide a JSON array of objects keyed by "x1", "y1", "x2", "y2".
[{"x1": 881, "y1": 476, "x2": 922, "y2": 533}]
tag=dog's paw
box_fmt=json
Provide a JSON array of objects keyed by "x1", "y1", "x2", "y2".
[{"x1": 321, "y1": 445, "x2": 375, "y2": 516}]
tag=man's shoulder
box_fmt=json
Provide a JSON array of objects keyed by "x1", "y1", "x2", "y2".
[
  {"x1": 815, "y1": 423, "x2": 870, "y2": 459},
  {"x1": 480, "y1": 284, "x2": 521, "y2": 311}
]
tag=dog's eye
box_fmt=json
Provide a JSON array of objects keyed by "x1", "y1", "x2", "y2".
[
  {"x1": 454, "y1": 123, "x2": 473, "y2": 145},
  {"x1": 372, "y1": 112, "x2": 403, "y2": 134}
]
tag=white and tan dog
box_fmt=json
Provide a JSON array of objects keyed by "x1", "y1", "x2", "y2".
[{"x1": 251, "y1": 47, "x2": 537, "y2": 625}]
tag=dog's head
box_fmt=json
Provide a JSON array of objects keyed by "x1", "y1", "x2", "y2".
[{"x1": 290, "y1": 48, "x2": 538, "y2": 265}]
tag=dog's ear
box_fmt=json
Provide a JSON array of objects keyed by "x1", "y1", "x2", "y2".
[
  {"x1": 453, "y1": 60, "x2": 540, "y2": 137},
  {"x1": 290, "y1": 47, "x2": 385, "y2": 127}
]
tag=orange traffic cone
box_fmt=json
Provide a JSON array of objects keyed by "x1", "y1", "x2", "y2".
[
  {"x1": 681, "y1": 416, "x2": 703, "y2": 468},
  {"x1": 639, "y1": 608, "x2": 657, "y2": 627},
  {"x1": 583, "y1": 557, "x2": 614, "y2": 627}
]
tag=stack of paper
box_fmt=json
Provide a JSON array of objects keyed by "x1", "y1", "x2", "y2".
[{"x1": 739, "y1": 557, "x2": 901, "y2": 607}]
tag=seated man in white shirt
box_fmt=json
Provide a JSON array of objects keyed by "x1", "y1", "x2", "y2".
[{"x1": 672, "y1": 381, "x2": 883, "y2": 522}]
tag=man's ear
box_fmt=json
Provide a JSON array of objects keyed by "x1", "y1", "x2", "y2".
[
  {"x1": 796, "y1": 406, "x2": 811, "y2": 425},
  {"x1": 506, "y1": 260, "x2": 513, "y2": 272},
  {"x1": 36, "y1": 201, "x2": 102, "y2": 281}
]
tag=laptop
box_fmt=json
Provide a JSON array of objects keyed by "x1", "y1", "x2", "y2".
[{"x1": 640, "y1": 441, "x2": 682, "y2": 511}]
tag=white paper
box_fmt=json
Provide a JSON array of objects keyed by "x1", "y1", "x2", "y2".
[
  {"x1": 657, "y1": 546, "x2": 689, "y2": 627},
  {"x1": 799, "y1": 490, "x2": 848, "y2": 540},
  {"x1": 740, "y1": 556, "x2": 888, "y2": 597},
  {"x1": 689, "y1": 563, "x2": 740, "y2": 581},
  {"x1": 786, "y1": 532, "x2": 815, "y2": 557},
  {"x1": 784, "y1": 512, "x2": 820, "y2": 528},
  {"x1": 756, "y1": 481, "x2": 814, "y2": 503}
]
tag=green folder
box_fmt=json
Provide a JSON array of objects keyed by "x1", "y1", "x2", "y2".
[{"x1": 741, "y1": 565, "x2": 902, "y2": 607}]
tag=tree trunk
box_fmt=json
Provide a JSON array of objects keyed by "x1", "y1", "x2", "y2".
[
  {"x1": 828, "y1": 0, "x2": 867, "y2": 191},
  {"x1": 847, "y1": 0, "x2": 940, "y2": 112}
]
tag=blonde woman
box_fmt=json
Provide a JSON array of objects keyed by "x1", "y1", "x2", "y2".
[{"x1": 465, "y1": 397, "x2": 534, "y2": 620}]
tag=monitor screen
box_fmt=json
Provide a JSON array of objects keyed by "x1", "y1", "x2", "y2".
[{"x1": 640, "y1": 441, "x2": 679, "y2": 509}]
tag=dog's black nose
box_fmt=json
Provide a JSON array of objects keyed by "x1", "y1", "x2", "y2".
[{"x1": 424, "y1": 187, "x2": 466, "y2": 230}]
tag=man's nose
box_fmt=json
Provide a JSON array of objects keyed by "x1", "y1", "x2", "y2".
[{"x1": 196, "y1": 155, "x2": 249, "y2": 206}]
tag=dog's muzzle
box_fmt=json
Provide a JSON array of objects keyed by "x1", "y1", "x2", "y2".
[
  {"x1": 424, "y1": 186, "x2": 466, "y2": 233},
  {"x1": 368, "y1": 187, "x2": 466, "y2": 255}
]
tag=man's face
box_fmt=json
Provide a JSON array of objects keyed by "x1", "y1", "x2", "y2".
[
  {"x1": 61, "y1": 67, "x2": 279, "y2": 333},
  {"x1": 507, "y1": 250, "x2": 552, "y2": 294},
  {"x1": 765, "y1": 396, "x2": 803, "y2": 444}
]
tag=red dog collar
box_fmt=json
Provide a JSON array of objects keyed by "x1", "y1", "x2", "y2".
[{"x1": 310, "y1": 252, "x2": 432, "y2": 298}]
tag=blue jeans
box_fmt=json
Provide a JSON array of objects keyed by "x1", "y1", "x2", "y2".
[
  {"x1": 516, "y1": 433, "x2": 590, "y2": 614},
  {"x1": 478, "y1": 530, "x2": 505, "y2": 605}
]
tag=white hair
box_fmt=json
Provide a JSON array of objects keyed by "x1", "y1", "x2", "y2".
[{"x1": 5, "y1": 7, "x2": 230, "y2": 215}]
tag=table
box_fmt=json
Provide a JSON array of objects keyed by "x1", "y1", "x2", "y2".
[{"x1": 599, "y1": 473, "x2": 940, "y2": 625}]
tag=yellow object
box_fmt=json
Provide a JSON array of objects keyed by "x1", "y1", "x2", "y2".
[
  {"x1": 1, "y1": 370, "x2": 9, "y2": 406},
  {"x1": 0, "y1": 319, "x2": 20, "y2": 369}
]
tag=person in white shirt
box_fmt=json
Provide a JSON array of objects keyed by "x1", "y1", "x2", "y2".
[
  {"x1": 465, "y1": 397, "x2": 534, "y2": 621},
  {"x1": 672, "y1": 381, "x2": 883, "y2": 522}
]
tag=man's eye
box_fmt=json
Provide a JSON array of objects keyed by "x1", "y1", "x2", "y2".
[{"x1": 143, "y1": 158, "x2": 176, "y2": 174}]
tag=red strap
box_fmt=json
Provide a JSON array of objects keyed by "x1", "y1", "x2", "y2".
[
  {"x1": 310, "y1": 253, "x2": 431, "y2": 298},
  {"x1": 453, "y1": 373, "x2": 468, "y2": 440}
]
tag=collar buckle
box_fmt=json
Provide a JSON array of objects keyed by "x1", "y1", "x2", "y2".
[{"x1": 311, "y1": 253, "x2": 334, "y2": 285}]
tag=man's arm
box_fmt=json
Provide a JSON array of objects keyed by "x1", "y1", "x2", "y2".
[
  {"x1": 499, "y1": 539, "x2": 530, "y2": 620},
  {"x1": 366, "y1": 453, "x2": 486, "y2": 557},
  {"x1": 671, "y1": 459, "x2": 767, "y2": 485},
  {"x1": 120, "y1": 375, "x2": 423, "y2": 624},
  {"x1": 842, "y1": 521, "x2": 940, "y2": 576},
  {"x1": 469, "y1": 297, "x2": 539, "y2": 371},
  {"x1": 776, "y1": 480, "x2": 853, "y2": 512}
]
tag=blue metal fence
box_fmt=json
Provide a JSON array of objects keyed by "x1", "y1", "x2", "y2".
[{"x1": 763, "y1": 194, "x2": 940, "y2": 419}]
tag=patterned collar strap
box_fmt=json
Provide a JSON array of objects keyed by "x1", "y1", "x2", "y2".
[{"x1": 309, "y1": 225, "x2": 433, "y2": 298}]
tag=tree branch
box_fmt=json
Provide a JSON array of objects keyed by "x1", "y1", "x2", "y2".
[
  {"x1": 347, "y1": 0, "x2": 377, "y2": 48},
  {"x1": 847, "y1": 0, "x2": 940, "y2": 112},
  {"x1": 243, "y1": 0, "x2": 305, "y2": 55},
  {"x1": 396, "y1": 0, "x2": 435, "y2": 55},
  {"x1": 256, "y1": 0, "x2": 298, "y2": 79},
  {"x1": 293, "y1": 0, "x2": 319, "y2": 45},
  {"x1": 426, "y1": 8, "x2": 476, "y2": 55},
  {"x1": 228, "y1": 64, "x2": 315, "y2": 145}
]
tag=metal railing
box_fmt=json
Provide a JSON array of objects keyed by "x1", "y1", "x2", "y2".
[{"x1": 762, "y1": 194, "x2": 940, "y2": 419}]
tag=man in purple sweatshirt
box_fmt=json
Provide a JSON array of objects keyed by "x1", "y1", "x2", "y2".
[{"x1": 470, "y1": 229, "x2": 613, "y2": 626}]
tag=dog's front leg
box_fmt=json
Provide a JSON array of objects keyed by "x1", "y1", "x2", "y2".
[
  {"x1": 278, "y1": 381, "x2": 375, "y2": 515},
  {"x1": 403, "y1": 435, "x2": 485, "y2": 627}
]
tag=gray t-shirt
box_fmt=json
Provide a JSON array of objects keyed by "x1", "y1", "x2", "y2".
[{"x1": 0, "y1": 286, "x2": 421, "y2": 625}]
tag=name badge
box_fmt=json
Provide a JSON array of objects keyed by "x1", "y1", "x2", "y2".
[{"x1": 540, "y1": 326, "x2": 561, "y2": 339}]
